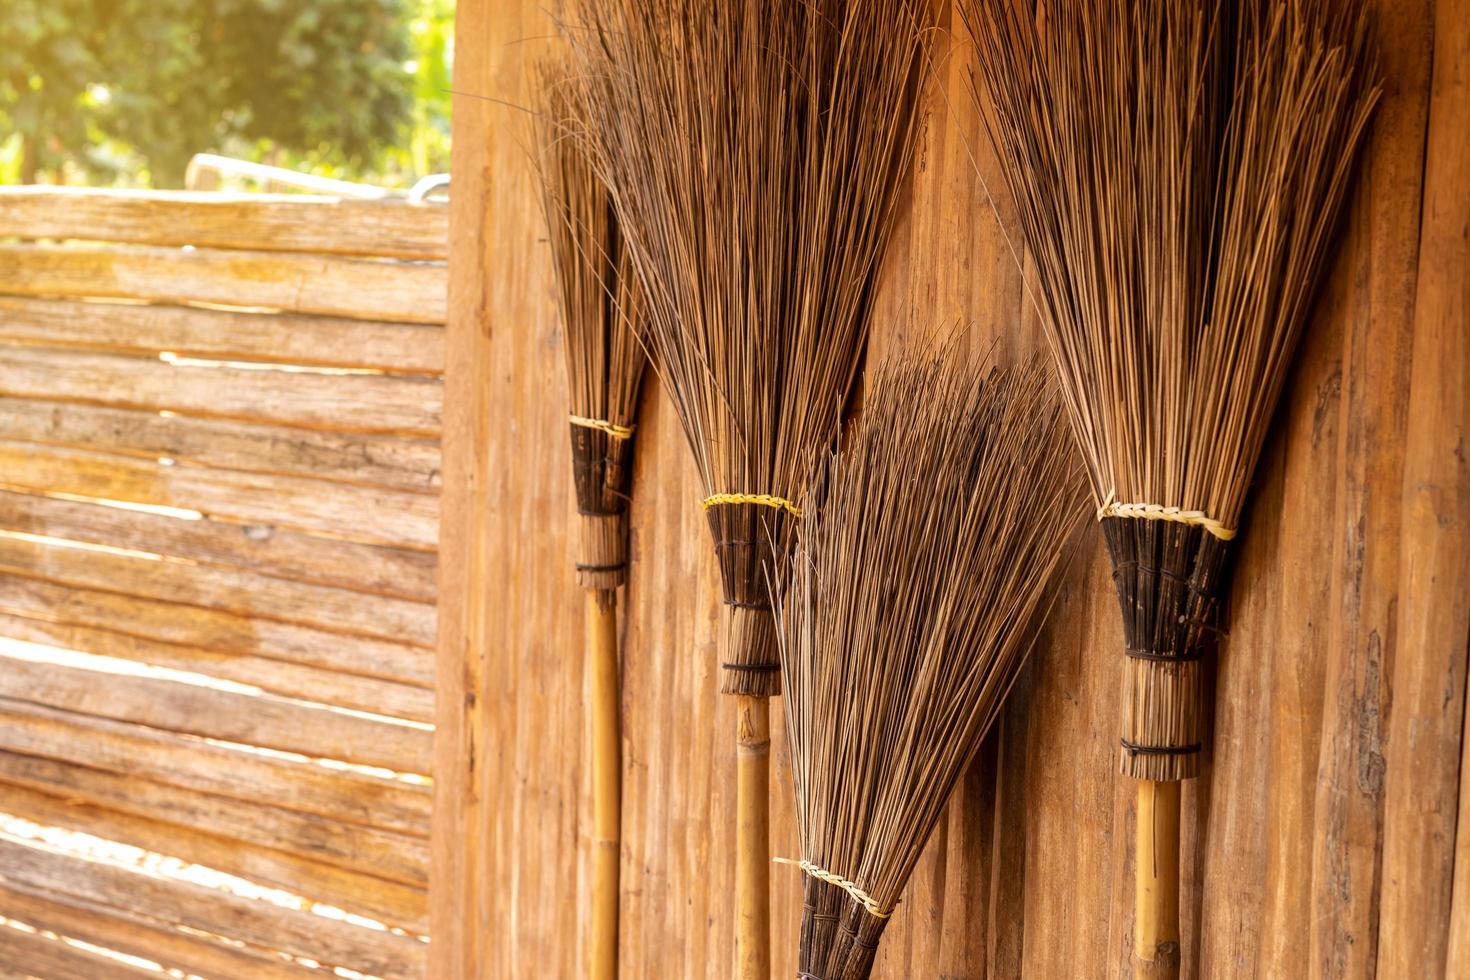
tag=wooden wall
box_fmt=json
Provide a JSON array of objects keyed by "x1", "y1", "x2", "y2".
[
  {"x1": 436, "y1": 1, "x2": 1470, "y2": 977},
  {"x1": 0, "y1": 186, "x2": 444, "y2": 978}
]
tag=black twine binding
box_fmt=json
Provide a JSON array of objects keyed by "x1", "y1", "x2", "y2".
[
  {"x1": 722, "y1": 597, "x2": 771, "y2": 610},
  {"x1": 1124, "y1": 647, "x2": 1205, "y2": 663},
  {"x1": 722, "y1": 662, "x2": 780, "y2": 672},
  {"x1": 575, "y1": 561, "x2": 627, "y2": 573},
  {"x1": 1120, "y1": 739, "x2": 1202, "y2": 756}
]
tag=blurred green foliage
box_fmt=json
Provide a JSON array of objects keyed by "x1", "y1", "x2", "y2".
[{"x1": 0, "y1": 0, "x2": 452, "y2": 188}]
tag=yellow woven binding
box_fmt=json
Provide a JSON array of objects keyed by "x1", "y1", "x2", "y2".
[
  {"x1": 796, "y1": 860, "x2": 892, "y2": 919},
  {"x1": 1096, "y1": 497, "x2": 1237, "y2": 541},
  {"x1": 568, "y1": 414, "x2": 635, "y2": 440},
  {"x1": 701, "y1": 492, "x2": 803, "y2": 518}
]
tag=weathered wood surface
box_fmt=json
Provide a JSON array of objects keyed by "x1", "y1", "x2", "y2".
[
  {"x1": 0, "y1": 185, "x2": 442, "y2": 979},
  {"x1": 0, "y1": 241, "x2": 446, "y2": 323},
  {"x1": 0, "y1": 653, "x2": 431, "y2": 774},
  {"x1": 0, "y1": 613, "x2": 433, "y2": 721},
  {"x1": 0, "y1": 884, "x2": 325, "y2": 980},
  {"x1": 0, "y1": 883, "x2": 328, "y2": 980},
  {"x1": 0, "y1": 185, "x2": 449, "y2": 260},
  {"x1": 0, "y1": 397, "x2": 442, "y2": 490},
  {"x1": 435, "y1": 1, "x2": 1470, "y2": 977},
  {"x1": 0, "y1": 347, "x2": 442, "y2": 436},
  {"x1": 0, "y1": 530, "x2": 435, "y2": 650},
  {"x1": 0, "y1": 698, "x2": 431, "y2": 836},
  {"x1": 0, "y1": 490, "x2": 438, "y2": 602},
  {"x1": 0, "y1": 750, "x2": 428, "y2": 886},
  {"x1": 0, "y1": 296, "x2": 444, "y2": 373},
  {"x1": 0, "y1": 838, "x2": 428, "y2": 978},
  {"x1": 0, "y1": 921, "x2": 161, "y2": 980},
  {"x1": 0, "y1": 780, "x2": 428, "y2": 933},
  {"x1": 0, "y1": 442, "x2": 438, "y2": 549}
]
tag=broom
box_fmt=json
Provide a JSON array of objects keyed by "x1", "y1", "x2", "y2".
[
  {"x1": 778, "y1": 348, "x2": 1087, "y2": 980},
  {"x1": 964, "y1": 0, "x2": 1380, "y2": 973},
  {"x1": 532, "y1": 68, "x2": 648, "y2": 980},
  {"x1": 567, "y1": 2, "x2": 929, "y2": 975}
]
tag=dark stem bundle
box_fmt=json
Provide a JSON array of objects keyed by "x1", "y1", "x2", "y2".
[
  {"x1": 532, "y1": 67, "x2": 648, "y2": 980},
  {"x1": 778, "y1": 349, "x2": 1087, "y2": 980},
  {"x1": 532, "y1": 68, "x2": 647, "y2": 591},
  {"x1": 964, "y1": 0, "x2": 1380, "y2": 971}
]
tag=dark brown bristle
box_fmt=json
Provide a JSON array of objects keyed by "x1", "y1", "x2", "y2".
[
  {"x1": 964, "y1": 0, "x2": 1381, "y2": 772},
  {"x1": 532, "y1": 68, "x2": 647, "y2": 591},
  {"x1": 778, "y1": 348, "x2": 1088, "y2": 978},
  {"x1": 566, "y1": 0, "x2": 931, "y2": 694}
]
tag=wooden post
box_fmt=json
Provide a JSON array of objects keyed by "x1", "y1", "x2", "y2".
[
  {"x1": 1133, "y1": 780, "x2": 1181, "y2": 979},
  {"x1": 589, "y1": 589, "x2": 622, "y2": 980},
  {"x1": 736, "y1": 694, "x2": 771, "y2": 980}
]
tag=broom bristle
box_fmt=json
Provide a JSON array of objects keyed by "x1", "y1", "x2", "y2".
[
  {"x1": 778, "y1": 348, "x2": 1087, "y2": 979},
  {"x1": 965, "y1": 0, "x2": 1379, "y2": 525},
  {"x1": 964, "y1": 0, "x2": 1380, "y2": 777},
  {"x1": 567, "y1": 0, "x2": 930, "y2": 695},
  {"x1": 533, "y1": 68, "x2": 648, "y2": 590}
]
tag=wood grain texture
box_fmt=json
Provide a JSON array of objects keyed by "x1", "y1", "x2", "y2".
[
  {"x1": 0, "y1": 838, "x2": 428, "y2": 979},
  {"x1": 434, "y1": 0, "x2": 1470, "y2": 977},
  {"x1": 0, "y1": 186, "x2": 448, "y2": 260},
  {"x1": 0, "y1": 490, "x2": 438, "y2": 603},
  {"x1": 0, "y1": 241, "x2": 446, "y2": 323},
  {"x1": 0, "y1": 184, "x2": 441, "y2": 980},
  {"x1": 0, "y1": 883, "x2": 324, "y2": 980},
  {"x1": 1386, "y1": 0, "x2": 1470, "y2": 975},
  {"x1": 0, "y1": 750, "x2": 427, "y2": 886},
  {"x1": 0, "y1": 922, "x2": 161, "y2": 980},
  {"x1": 0, "y1": 653, "x2": 431, "y2": 774},
  {"x1": 0, "y1": 397, "x2": 441, "y2": 490},
  {"x1": 0, "y1": 442, "x2": 438, "y2": 550},
  {"x1": 0, "y1": 612, "x2": 432, "y2": 722},
  {"x1": 0, "y1": 780, "x2": 428, "y2": 933},
  {"x1": 0, "y1": 295, "x2": 444, "y2": 372},
  {"x1": 0, "y1": 347, "x2": 441, "y2": 436},
  {"x1": 0, "y1": 698, "x2": 430, "y2": 836},
  {"x1": 0, "y1": 529, "x2": 434, "y2": 649}
]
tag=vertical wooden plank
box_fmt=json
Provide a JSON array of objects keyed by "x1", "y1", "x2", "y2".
[
  {"x1": 1382, "y1": 0, "x2": 1470, "y2": 974},
  {"x1": 432, "y1": 0, "x2": 507, "y2": 974},
  {"x1": 1304, "y1": 3, "x2": 1433, "y2": 976}
]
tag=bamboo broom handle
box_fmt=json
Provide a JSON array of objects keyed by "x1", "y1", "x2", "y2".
[
  {"x1": 736, "y1": 693, "x2": 771, "y2": 980},
  {"x1": 588, "y1": 589, "x2": 622, "y2": 980},
  {"x1": 1133, "y1": 779, "x2": 1181, "y2": 979}
]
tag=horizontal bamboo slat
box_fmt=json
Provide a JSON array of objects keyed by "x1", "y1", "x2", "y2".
[
  {"x1": 0, "y1": 614, "x2": 432, "y2": 721},
  {"x1": 0, "y1": 780, "x2": 428, "y2": 933},
  {"x1": 0, "y1": 698, "x2": 430, "y2": 836},
  {"x1": 0, "y1": 442, "x2": 438, "y2": 550},
  {"x1": 0, "y1": 489, "x2": 437, "y2": 602},
  {"x1": 0, "y1": 530, "x2": 435, "y2": 650},
  {"x1": 0, "y1": 571, "x2": 432, "y2": 678},
  {"x1": 0, "y1": 750, "x2": 427, "y2": 886},
  {"x1": 0, "y1": 186, "x2": 448, "y2": 260},
  {"x1": 0, "y1": 922, "x2": 161, "y2": 980},
  {"x1": 0, "y1": 295, "x2": 445, "y2": 372},
  {"x1": 0, "y1": 838, "x2": 428, "y2": 979},
  {"x1": 0, "y1": 347, "x2": 441, "y2": 437},
  {"x1": 0, "y1": 654, "x2": 431, "y2": 774},
  {"x1": 0, "y1": 242, "x2": 446, "y2": 323},
  {"x1": 0, "y1": 883, "x2": 324, "y2": 980},
  {"x1": 0, "y1": 397, "x2": 441, "y2": 491}
]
